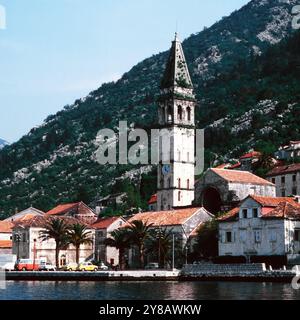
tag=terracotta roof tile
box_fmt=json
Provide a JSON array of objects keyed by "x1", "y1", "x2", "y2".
[
  {"x1": 262, "y1": 202, "x2": 300, "y2": 220},
  {"x1": 266, "y1": 163, "x2": 300, "y2": 177},
  {"x1": 228, "y1": 162, "x2": 242, "y2": 170},
  {"x1": 217, "y1": 207, "x2": 240, "y2": 222},
  {"x1": 148, "y1": 194, "x2": 157, "y2": 205},
  {"x1": 211, "y1": 168, "x2": 274, "y2": 186},
  {"x1": 13, "y1": 215, "x2": 91, "y2": 229},
  {"x1": 126, "y1": 208, "x2": 204, "y2": 227},
  {"x1": 250, "y1": 195, "x2": 296, "y2": 207},
  {"x1": 92, "y1": 217, "x2": 123, "y2": 229},
  {"x1": 0, "y1": 221, "x2": 14, "y2": 233},
  {"x1": 0, "y1": 240, "x2": 12, "y2": 248},
  {"x1": 46, "y1": 203, "x2": 80, "y2": 215},
  {"x1": 240, "y1": 151, "x2": 261, "y2": 160}
]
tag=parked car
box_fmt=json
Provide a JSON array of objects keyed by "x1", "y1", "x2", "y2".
[
  {"x1": 78, "y1": 262, "x2": 98, "y2": 272},
  {"x1": 15, "y1": 259, "x2": 41, "y2": 271},
  {"x1": 39, "y1": 262, "x2": 56, "y2": 271},
  {"x1": 145, "y1": 262, "x2": 159, "y2": 270},
  {"x1": 61, "y1": 263, "x2": 78, "y2": 271},
  {"x1": 98, "y1": 262, "x2": 109, "y2": 271},
  {"x1": 0, "y1": 262, "x2": 16, "y2": 271}
]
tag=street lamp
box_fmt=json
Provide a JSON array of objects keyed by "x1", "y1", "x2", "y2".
[
  {"x1": 15, "y1": 233, "x2": 21, "y2": 261},
  {"x1": 156, "y1": 228, "x2": 163, "y2": 268}
]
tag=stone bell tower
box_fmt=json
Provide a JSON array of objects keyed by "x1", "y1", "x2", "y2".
[{"x1": 157, "y1": 33, "x2": 196, "y2": 211}]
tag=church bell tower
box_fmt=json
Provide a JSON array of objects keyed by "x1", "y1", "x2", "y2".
[{"x1": 157, "y1": 33, "x2": 196, "y2": 211}]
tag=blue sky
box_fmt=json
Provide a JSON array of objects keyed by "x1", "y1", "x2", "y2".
[{"x1": 0, "y1": 0, "x2": 249, "y2": 142}]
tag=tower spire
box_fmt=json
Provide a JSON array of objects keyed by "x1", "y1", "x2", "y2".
[{"x1": 160, "y1": 34, "x2": 193, "y2": 90}]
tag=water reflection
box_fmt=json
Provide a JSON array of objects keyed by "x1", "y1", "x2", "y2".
[{"x1": 0, "y1": 281, "x2": 299, "y2": 300}]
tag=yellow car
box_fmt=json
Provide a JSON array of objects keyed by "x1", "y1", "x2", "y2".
[
  {"x1": 78, "y1": 262, "x2": 98, "y2": 272},
  {"x1": 62, "y1": 263, "x2": 78, "y2": 271}
]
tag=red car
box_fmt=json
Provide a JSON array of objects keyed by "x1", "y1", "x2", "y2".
[{"x1": 15, "y1": 259, "x2": 41, "y2": 271}]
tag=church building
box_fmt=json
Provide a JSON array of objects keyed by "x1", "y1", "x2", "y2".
[{"x1": 157, "y1": 33, "x2": 196, "y2": 211}]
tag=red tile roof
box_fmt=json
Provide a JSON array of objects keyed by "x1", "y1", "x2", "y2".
[
  {"x1": 0, "y1": 221, "x2": 14, "y2": 233},
  {"x1": 228, "y1": 162, "x2": 242, "y2": 170},
  {"x1": 92, "y1": 217, "x2": 123, "y2": 229},
  {"x1": 266, "y1": 163, "x2": 300, "y2": 177},
  {"x1": 240, "y1": 151, "x2": 261, "y2": 160},
  {"x1": 13, "y1": 215, "x2": 91, "y2": 229},
  {"x1": 250, "y1": 195, "x2": 296, "y2": 207},
  {"x1": 46, "y1": 203, "x2": 80, "y2": 216},
  {"x1": 126, "y1": 208, "x2": 204, "y2": 227},
  {"x1": 218, "y1": 195, "x2": 299, "y2": 222},
  {"x1": 218, "y1": 207, "x2": 240, "y2": 222},
  {"x1": 211, "y1": 168, "x2": 274, "y2": 186},
  {"x1": 0, "y1": 240, "x2": 12, "y2": 249},
  {"x1": 262, "y1": 202, "x2": 300, "y2": 220},
  {"x1": 148, "y1": 194, "x2": 157, "y2": 205}
]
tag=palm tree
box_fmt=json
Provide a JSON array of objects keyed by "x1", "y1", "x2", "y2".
[
  {"x1": 126, "y1": 220, "x2": 153, "y2": 269},
  {"x1": 146, "y1": 228, "x2": 173, "y2": 269},
  {"x1": 39, "y1": 218, "x2": 70, "y2": 269},
  {"x1": 104, "y1": 229, "x2": 130, "y2": 270},
  {"x1": 67, "y1": 224, "x2": 93, "y2": 264}
]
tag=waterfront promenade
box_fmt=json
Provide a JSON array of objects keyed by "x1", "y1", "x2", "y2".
[{"x1": 3, "y1": 264, "x2": 298, "y2": 283}]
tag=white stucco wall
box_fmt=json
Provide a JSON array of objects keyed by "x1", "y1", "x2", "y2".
[{"x1": 219, "y1": 198, "x2": 285, "y2": 257}]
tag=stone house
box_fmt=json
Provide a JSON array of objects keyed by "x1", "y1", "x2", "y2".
[
  {"x1": 4, "y1": 206, "x2": 44, "y2": 222},
  {"x1": 148, "y1": 194, "x2": 157, "y2": 211},
  {"x1": 92, "y1": 216, "x2": 126, "y2": 267},
  {"x1": 266, "y1": 163, "x2": 300, "y2": 197},
  {"x1": 195, "y1": 168, "x2": 276, "y2": 215},
  {"x1": 46, "y1": 202, "x2": 97, "y2": 225},
  {"x1": 0, "y1": 221, "x2": 14, "y2": 254},
  {"x1": 218, "y1": 195, "x2": 300, "y2": 265},
  {"x1": 12, "y1": 216, "x2": 95, "y2": 266},
  {"x1": 126, "y1": 207, "x2": 213, "y2": 267},
  {"x1": 275, "y1": 141, "x2": 300, "y2": 160}
]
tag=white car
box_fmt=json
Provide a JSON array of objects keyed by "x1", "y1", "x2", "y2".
[
  {"x1": 99, "y1": 263, "x2": 109, "y2": 271},
  {"x1": 39, "y1": 262, "x2": 57, "y2": 271},
  {"x1": 0, "y1": 262, "x2": 16, "y2": 271}
]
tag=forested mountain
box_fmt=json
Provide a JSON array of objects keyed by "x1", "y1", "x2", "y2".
[
  {"x1": 0, "y1": 0, "x2": 299, "y2": 217},
  {"x1": 0, "y1": 139, "x2": 8, "y2": 150}
]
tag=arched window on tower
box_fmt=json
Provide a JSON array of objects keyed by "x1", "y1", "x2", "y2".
[
  {"x1": 168, "y1": 178, "x2": 171, "y2": 189},
  {"x1": 187, "y1": 107, "x2": 191, "y2": 122},
  {"x1": 167, "y1": 106, "x2": 173, "y2": 124},
  {"x1": 187, "y1": 179, "x2": 190, "y2": 190},
  {"x1": 178, "y1": 191, "x2": 181, "y2": 202},
  {"x1": 178, "y1": 178, "x2": 181, "y2": 189},
  {"x1": 178, "y1": 106, "x2": 183, "y2": 121},
  {"x1": 178, "y1": 151, "x2": 181, "y2": 161}
]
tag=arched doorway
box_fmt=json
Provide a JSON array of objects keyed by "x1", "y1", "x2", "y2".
[{"x1": 201, "y1": 187, "x2": 222, "y2": 215}]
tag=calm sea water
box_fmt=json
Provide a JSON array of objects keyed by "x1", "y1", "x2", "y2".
[{"x1": 0, "y1": 281, "x2": 300, "y2": 300}]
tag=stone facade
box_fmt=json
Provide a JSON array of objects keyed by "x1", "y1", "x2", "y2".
[
  {"x1": 195, "y1": 168, "x2": 276, "y2": 215},
  {"x1": 218, "y1": 196, "x2": 300, "y2": 263},
  {"x1": 266, "y1": 164, "x2": 300, "y2": 197},
  {"x1": 93, "y1": 217, "x2": 126, "y2": 267},
  {"x1": 157, "y1": 34, "x2": 196, "y2": 211}
]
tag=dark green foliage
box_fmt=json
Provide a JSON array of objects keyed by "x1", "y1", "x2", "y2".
[{"x1": 193, "y1": 218, "x2": 219, "y2": 259}]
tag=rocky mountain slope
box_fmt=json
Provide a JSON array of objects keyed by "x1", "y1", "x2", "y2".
[
  {"x1": 0, "y1": 139, "x2": 8, "y2": 149},
  {"x1": 0, "y1": 0, "x2": 299, "y2": 216}
]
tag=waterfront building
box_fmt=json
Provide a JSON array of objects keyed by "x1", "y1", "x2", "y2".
[
  {"x1": 195, "y1": 168, "x2": 276, "y2": 215},
  {"x1": 92, "y1": 216, "x2": 126, "y2": 267},
  {"x1": 0, "y1": 221, "x2": 13, "y2": 254},
  {"x1": 4, "y1": 206, "x2": 44, "y2": 222},
  {"x1": 126, "y1": 207, "x2": 213, "y2": 267},
  {"x1": 12, "y1": 216, "x2": 95, "y2": 266},
  {"x1": 218, "y1": 195, "x2": 300, "y2": 265},
  {"x1": 46, "y1": 202, "x2": 97, "y2": 225},
  {"x1": 266, "y1": 163, "x2": 300, "y2": 197}
]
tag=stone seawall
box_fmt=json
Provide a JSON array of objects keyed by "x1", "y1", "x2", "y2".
[{"x1": 180, "y1": 264, "x2": 297, "y2": 282}]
